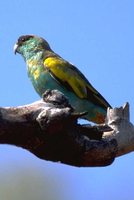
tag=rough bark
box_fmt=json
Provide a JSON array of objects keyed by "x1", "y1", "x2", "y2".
[{"x1": 0, "y1": 90, "x2": 133, "y2": 167}]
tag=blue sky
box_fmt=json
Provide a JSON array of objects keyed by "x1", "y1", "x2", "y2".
[{"x1": 0, "y1": 0, "x2": 134, "y2": 199}]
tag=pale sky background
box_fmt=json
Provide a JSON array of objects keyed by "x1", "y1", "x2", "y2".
[{"x1": 0, "y1": 0, "x2": 133, "y2": 200}]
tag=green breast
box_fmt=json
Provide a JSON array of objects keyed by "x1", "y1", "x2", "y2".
[{"x1": 28, "y1": 64, "x2": 64, "y2": 96}]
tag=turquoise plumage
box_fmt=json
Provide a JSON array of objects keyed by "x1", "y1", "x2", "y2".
[{"x1": 14, "y1": 35, "x2": 111, "y2": 123}]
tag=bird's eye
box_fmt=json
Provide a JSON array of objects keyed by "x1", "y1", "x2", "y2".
[{"x1": 21, "y1": 38, "x2": 26, "y2": 42}]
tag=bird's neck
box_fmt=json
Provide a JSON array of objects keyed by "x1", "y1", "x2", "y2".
[{"x1": 23, "y1": 50, "x2": 44, "y2": 62}]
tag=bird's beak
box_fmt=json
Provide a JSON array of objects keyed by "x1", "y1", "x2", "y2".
[{"x1": 14, "y1": 43, "x2": 18, "y2": 54}]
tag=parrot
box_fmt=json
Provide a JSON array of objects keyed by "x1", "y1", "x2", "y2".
[{"x1": 14, "y1": 35, "x2": 111, "y2": 124}]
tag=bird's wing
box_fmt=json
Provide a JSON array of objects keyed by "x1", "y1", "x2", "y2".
[{"x1": 44, "y1": 56, "x2": 111, "y2": 109}]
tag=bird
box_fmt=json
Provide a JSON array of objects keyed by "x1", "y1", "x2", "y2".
[{"x1": 14, "y1": 35, "x2": 111, "y2": 124}]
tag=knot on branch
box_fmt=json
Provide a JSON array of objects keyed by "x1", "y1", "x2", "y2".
[
  {"x1": 37, "y1": 90, "x2": 88, "y2": 134},
  {"x1": 42, "y1": 89, "x2": 73, "y2": 109},
  {"x1": 36, "y1": 90, "x2": 79, "y2": 133}
]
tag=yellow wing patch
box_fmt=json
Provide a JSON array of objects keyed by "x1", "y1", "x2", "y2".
[
  {"x1": 44, "y1": 57, "x2": 111, "y2": 109},
  {"x1": 44, "y1": 57, "x2": 87, "y2": 98}
]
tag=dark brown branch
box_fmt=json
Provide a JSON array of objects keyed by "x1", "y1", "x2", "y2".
[{"x1": 0, "y1": 90, "x2": 133, "y2": 167}]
